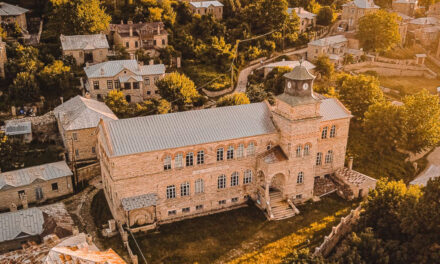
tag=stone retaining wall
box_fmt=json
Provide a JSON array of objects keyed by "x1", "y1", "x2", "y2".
[{"x1": 344, "y1": 61, "x2": 437, "y2": 79}]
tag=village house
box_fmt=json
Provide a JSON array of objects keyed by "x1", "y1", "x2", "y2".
[
  {"x1": 4, "y1": 120, "x2": 32, "y2": 143},
  {"x1": 54, "y1": 95, "x2": 118, "y2": 162},
  {"x1": 342, "y1": 0, "x2": 379, "y2": 30},
  {"x1": 84, "y1": 59, "x2": 166, "y2": 103},
  {"x1": 307, "y1": 35, "x2": 348, "y2": 63},
  {"x1": 189, "y1": 1, "x2": 224, "y2": 20},
  {"x1": 392, "y1": 0, "x2": 418, "y2": 17},
  {"x1": 407, "y1": 17, "x2": 440, "y2": 46},
  {"x1": 60, "y1": 34, "x2": 109, "y2": 66},
  {"x1": 108, "y1": 21, "x2": 168, "y2": 56},
  {"x1": 288, "y1": 7, "x2": 317, "y2": 33},
  {"x1": 0, "y1": 2, "x2": 29, "y2": 30},
  {"x1": 0, "y1": 161, "x2": 73, "y2": 211},
  {"x1": 96, "y1": 65, "x2": 375, "y2": 232}
]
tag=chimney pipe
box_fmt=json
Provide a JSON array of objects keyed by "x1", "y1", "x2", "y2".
[
  {"x1": 85, "y1": 92, "x2": 91, "y2": 99},
  {"x1": 149, "y1": 59, "x2": 154, "y2": 65},
  {"x1": 86, "y1": 234, "x2": 93, "y2": 245},
  {"x1": 348, "y1": 157, "x2": 353, "y2": 171},
  {"x1": 60, "y1": 97, "x2": 64, "y2": 104},
  {"x1": 129, "y1": 26, "x2": 133, "y2": 37}
]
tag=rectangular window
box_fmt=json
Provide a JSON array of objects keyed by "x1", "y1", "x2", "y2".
[
  {"x1": 154, "y1": 40, "x2": 157, "y2": 46},
  {"x1": 93, "y1": 81, "x2": 100, "y2": 90},
  {"x1": 316, "y1": 152, "x2": 322, "y2": 165},
  {"x1": 92, "y1": 147, "x2": 96, "y2": 154},
  {"x1": 145, "y1": 77, "x2": 150, "y2": 85},
  {"x1": 296, "y1": 145, "x2": 302, "y2": 157},
  {"x1": 133, "y1": 82, "x2": 140, "y2": 89},
  {"x1": 168, "y1": 210, "x2": 176, "y2": 216},
  {"x1": 164, "y1": 156, "x2": 172, "y2": 170},
  {"x1": 162, "y1": 39, "x2": 166, "y2": 45},
  {"x1": 304, "y1": 144, "x2": 310, "y2": 156},
  {"x1": 244, "y1": 170, "x2": 252, "y2": 184},
  {"x1": 147, "y1": 91, "x2": 151, "y2": 95},
  {"x1": 330, "y1": 125, "x2": 336, "y2": 138},
  {"x1": 125, "y1": 42, "x2": 129, "y2": 48},
  {"x1": 135, "y1": 41, "x2": 139, "y2": 48},
  {"x1": 231, "y1": 172, "x2": 239, "y2": 186},
  {"x1": 75, "y1": 149, "x2": 79, "y2": 157},
  {"x1": 322, "y1": 127, "x2": 328, "y2": 139},
  {"x1": 107, "y1": 80, "x2": 113, "y2": 90},
  {"x1": 197, "y1": 150, "x2": 204, "y2": 165},
  {"x1": 175, "y1": 153, "x2": 183, "y2": 168},
  {"x1": 181, "y1": 182, "x2": 190, "y2": 196},
  {"x1": 296, "y1": 194, "x2": 303, "y2": 199},
  {"x1": 325, "y1": 150, "x2": 333, "y2": 163},
  {"x1": 124, "y1": 82, "x2": 131, "y2": 90},
  {"x1": 217, "y1": 148, "x2": 224, "y2": 161},
  {"x1": 114, "y1": 80, "x2": 120, "y2": 89},
  {"x1": 237, "y1": 144, "x2": 244, "y2": 158},
  {"x1": 196, "y1": 204, "x2": 203, "y2": 210},
  {"x1": 227, "y1": 146, "x2": 234, "y2": 160},
  {"x1": 218, "y1": 175, "x2": 226, "y2": 189},
  {"x1": 182, "y1": 207, "x2": 190, "y2": 213},
  {"x1": 51, "y1": 182, "x2": 58, "y2": 191},
  {"x1": 231, "y1": 197, "x2": 238, "y2": 203},
  {"x1": 195, "y1": 179, "x2": 204, "y2": 194},
  {"x1": 18, "y1": 190, "x2": 25, "y2": 198},
  {"x1": 186, "y1": 152, "x2": 194, "y2": 166},
  {"x1": 246, "y1": 142, "x2": 255, "y2": 156},
  {"x1": 154, "y1": 77, "x2": 159, "y2": 83},
  {"x1": 72, "y1": 133, "x2": 78, "y2": 141},
  {"x1": 218, "y1": 200, "x2": 226, "y2": 205},
  {"x1": 166, "y1": 185, "x2": 176, "y2": 199}
]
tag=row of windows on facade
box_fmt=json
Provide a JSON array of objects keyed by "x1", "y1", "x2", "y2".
[
  {"x1": 17, "y1": 183, "x2": 59, "y2": 199},
  {"x1": 125, "y1": 39, "x2": 166, "y2": 49},
  {"x1": 167, "y1": 196, "x2": 244, "y2": 216},
  {"x1": 93, "y1": 76, "x2": 159, "y2": 90},
  {"x1": 321, "y1": 125, "x2": 337, "y2": 139},
  {"x1": 163, "y1": 143, "x2": 256, "y2": 170},
  {"x1": 166, "y1": 170, "x2": 253, "y2": 199},
  {"x1": 316, "y1": 150, "x2": 334, "y2": 165}
]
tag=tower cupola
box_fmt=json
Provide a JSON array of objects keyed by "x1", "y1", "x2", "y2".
[{"x1": 283, "y1": 64, "x2": 315, "y2": 97}]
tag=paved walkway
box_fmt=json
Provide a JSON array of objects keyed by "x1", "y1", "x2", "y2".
[{"x1": 410, "y1": 147, "x2": 440, "y2": 186}]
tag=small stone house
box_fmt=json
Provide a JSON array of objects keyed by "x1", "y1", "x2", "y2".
[
  {"x1": 392, "y1": 0, "x2": 418, "y2": 17},
  {"x1": 288, "y1": 7, "x2": 317, "y2": 33},
  {"x1": 307, "y1": 35, "x2": 348, "y2": 62},
  {"x1": 0, "y1": 161, "x2": 73, "y2": 211},
  {"x1": 189, "y1": 1, "x2": 224, "y2": 19},
  {"x1": 0, "y1": 2, "x2": 28, "y2": 30},
  {"x1": 54, "y1": 95, "x2": 118, "y2": 162},
  {"x1": 342, "y1": 0, "x2": 379, "y2": 30},
  {"x1": 60, "y1": 34, "x2": 110, "y2": 66},
  {"x1": 108, "y1": 21, "x2": 168, "y2": 56},
  {"x1": 83, "y1": 59, "x2": 166, "y2": 102},
  {"x1": 4, "y1": 120, "x2": 32, "y2": 143}
]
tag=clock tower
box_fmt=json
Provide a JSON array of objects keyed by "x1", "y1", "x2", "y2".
[{"x1": 283, "y1": 64, "x2": 315, "y2": 97}]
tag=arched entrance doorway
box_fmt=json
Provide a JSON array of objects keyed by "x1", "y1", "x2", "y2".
[{"x1": 270, "y1": 173, "x2": 286, "y2": 197}]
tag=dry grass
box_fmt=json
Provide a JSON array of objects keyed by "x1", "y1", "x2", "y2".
[{"x1": 378, "y1": 76, "x2": 439, "y2": 96}]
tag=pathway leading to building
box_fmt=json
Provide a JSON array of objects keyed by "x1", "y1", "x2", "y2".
[{"x1": 411, "y1": 147, "x2": 440, "y2": 186}]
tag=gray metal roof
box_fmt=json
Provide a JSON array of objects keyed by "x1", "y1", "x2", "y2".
[
  {"x1": 0, "y1": 161, "x2": 72, "y2": 190},
  {"x1": 309, "y1": 35, "x2": 347, "y2": 47},
  {"x1": 5, "y1": 121, "x2": 31, "y2": 136},
  {"x1": 84, "y1": 60, "x2": 165, "y2": 79},
  {"x1": 0, "y1": 207, "x2": 44, "y2": 243},
  {"x1": 190, "y1": 1, "x2": 224, "y2": 8},
  {"x1": 287, "y1": 7, "x2": 317, "y2": 19},
  {"x1": 284, "y1": 65, "x2": 315, "y2": 80},
  {"x1": 0, "y1": 2, "x2": 28, "y2": 16},
  {"x1": 122, "y1": 193, "x2": 157, "y2": 211},
  {"x1": 410, "y1": 165, "x2": 440, "y2": 186},
  {"x1": 60, "y1": 34, "x2": 109, "y2": 51},
  {"x1": 342, "y1": 0, "x2": 380, "y2": 8},
  {"x1": 320, "y1": 98, "x2": 352, "y2": 121},
  {"x1": 410, "y1": 16, "x2": 438, "y2": 25},
  {"x1": 54, "y1": 95, "x2": 118, "y2": 131},
  {"x1": 105, "y1": 102, "x2": 277, "y2": 157}
]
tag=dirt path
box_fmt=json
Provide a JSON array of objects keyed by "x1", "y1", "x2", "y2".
[{"x1": 411, "y1": 147, "x2": 440, "y2": 185}]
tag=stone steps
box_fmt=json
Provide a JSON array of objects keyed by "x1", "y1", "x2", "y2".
[{"x1": 269, "y1": 191, "x2": 296, "y2": 220}]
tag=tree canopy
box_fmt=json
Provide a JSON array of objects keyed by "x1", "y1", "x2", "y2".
[
  {"x1": 317, "y1": 6, "x2": 334, "y2": 26},
  {"x1": 156, "y1": 72, "x2": 201, "y2": 110},
  {"x1": 217, "y1": 92, "x2": 250, "y2": 106}
]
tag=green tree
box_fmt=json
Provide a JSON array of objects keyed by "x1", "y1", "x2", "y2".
[
  {"x1": 156, "y1": 72, "x2": 200, "y2": 110},
  {"x1": 9, "y1": 72, "x2": 40, "y2": 104},
  {"x1": 357, "y1": 10, "x2": 400, "y2": 52},
  {"x1": 0, "y1": 132, "x2": 19, "y2": 172},
  {"x1": 246, "y1": 83, "x2": 275, "y2": 104},
  {"x1": 314, "y1": 55, "x2": 334, "y2": 79},
  {"x1": 217, "y1": 92, "x2": 250, "y2": 106},
  {"x1": 264, "y1": 66, "x2": 291, "y2": 95},
  {"x1": 337, "y1": 74, "x2": 384, "y2": 120},
  {"x1": 316, "y1": 6, "x2": 333, "y2": 26},
  {"x1": 39, "y1": 60, "x2": 74, "y2": 100},
  {"x1": 105, "y1": 89, "x2": 128, "y2": 117},
  {"x1": 400, "y1": 90, "x2": 440, "y2": 153}
]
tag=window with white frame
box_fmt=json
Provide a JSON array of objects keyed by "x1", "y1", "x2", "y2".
[
  {"x1": 164, "y1": 155, "x2": 171, "y2": 170},
  {"x1": 166, "y1": 185, "x2": 176, "y2": 199},
  {"x1": 186, "y1": 152, "x2": 194, "y2": 166},
  {"x1": 330, "y1": 125, "x2": 336, "y2": 138},
  {"x1": 218, "y1": 200, "x2": 226, "y2": 205},
  {"x1": 175, "y1": 153, "x2": 183, "y2": 168},
  {"x1": 316, "y1": 152, "x2": 322, "y2": 165},
  {"x1": 218, "y1": 174, "x2": 226, "y2": 189},
  {"x1": 196, "y1": 204, "x2": 203, "y2": 210},
  {"x1": 217, "y1": 148, "x2": 224, "y2": 161},
  {"x1": 244, "y1": 170, "x2": 253, "y2": 184},
  {"x1": 197, "y1": 150, "x2": 205, "y2": 165},
  {"x1": 168, "y1": 210, "x2": 176, "y2": 215},
  {"x1": 195, "y1": 178, "x2": 204, "y2": 194},
  {"x1": 321, "y1": 127, "x2": 328, "y2": 139},
  {"x1": 181, "y1": 182, "x2": 190, "y2": 196},
  {"x1": 231, "y1": 197, "x2": 238, "y2": 203},
  {"x1": 304, "y1": 144, "x2": 310, "y2": 156},
  {"x1": 297, "y1": 171, "x2": 304, "y2": 184},
  {"x1": 182, "y1": 207, "x2": 190, "y2": 213},
  {"x1": 237, "y1": 144, "x2": 244, "y2": 158},
  {"x1": 325, "y1": 150, "x2": 333, "y2": 163},
  {"x1": 231, "y1": 172, "x2": 239, "y2": 186},
  {"x1": 227, "y1": 146, "x2": 234, "y2": 160},
  {"x1": 247, "y1": 142, "x2": 255, "y2": 156},
  {"x1": 296, "y1": 145, "x2": 302, "y2": 157}
]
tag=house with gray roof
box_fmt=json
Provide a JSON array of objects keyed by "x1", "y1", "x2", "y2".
[
  {"x1": 83, "y1": 59, "x2": 166, "y2": 103},
  {"x1": 54, "y1": 95, "x2": 118, "y2": 162},
  {"x1": 288, "y1": 7, "x2": 317, "y2": 33},
  {"x1": 392, "y1": 0, "x2": 418, "y2": 17},
  {"x1": 0, "y1": 2, "x2": 29, "y2": 30},
  {"x1": 189, "y1": 1, "x2": 224, "y2": 19},
  {"x1": 60, "y1": 34, "x2": 109, "y2": 66},
  {"x1": 342, "y1": 0, "x2": 379, "y2": 30},
  {"x1": 4, "y1": 120, "x2": 32, "y2": 143},
  {"x1": 307, "y1": 35, "x2": 348, "y2": 63},
  {"x1": 0, "y1": 161, "x2": 73, "y2": 211}
]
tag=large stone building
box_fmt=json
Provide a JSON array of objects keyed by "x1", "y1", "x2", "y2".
[
  {"x1": 54, "y1": 95, "x2": 118, "y2": 162},
  {"x1": 288, "y1": 7, "x2": 317, "y2": 33},
  {"x1": 342, "y1": 0, "x2": 379, "y2": 30},
  {"x1": 60, "y1": 34, "x2": 110, "y2": 66},
  {"x1": 307, "y1": 35, "x2": 348, "y2": 62},
  {"x1": 392, "y1": 0, "x2": 418, "y2": 17},
  {"x1": 84, "y1": 59, "x2": 166, "y2": 102},
  {"x1": 96, "y1": 65, "x2": 374, "y2": 231},
  {"x1": 108, "y1": 21, "x2": 168, "y2": 56},
  {"x1": 189, "y1": 1, "x2": 224, "y2": 19},
  {"x1": 0, "y1": 2, "x2": 28, "y2": 30}
]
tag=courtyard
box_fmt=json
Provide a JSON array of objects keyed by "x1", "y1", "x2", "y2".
[
  {"x1": 104, "y1": 193, "x2": 358, "y2": 264},
  {"x1": 378, "y1": 76, "x2": 439, "y2": 96}
]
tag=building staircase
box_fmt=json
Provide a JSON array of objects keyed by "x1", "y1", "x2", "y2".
[{"x1": 269, "y1": 191, "x2": 298, "y2": 220}]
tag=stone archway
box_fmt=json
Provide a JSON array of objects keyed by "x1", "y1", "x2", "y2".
[{"x1": 270, "y1": 173, "x2": 287, "y2": 196}]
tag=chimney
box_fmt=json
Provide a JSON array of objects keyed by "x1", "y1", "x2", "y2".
[
  {"x1": 100, "y1": 68, "x2": 105, "y2": 75},
  {"x1": 139, "y1": 61, "x2": 144, "y2": 66},
  {"x1": 348, "y1": 157, "x2": 353, "y2": 171},
  {"x1": 20, "y1": 193, "x2": 28, "y2": 209},
  {"x1": 9, "y1": 203, "x2": 17, "y2": 212},
  {"x1": 128, "y1": 20, "x2": 133, "y2": 25},
  {"x1": 85, "y1": 62, "x2": 90, "y2": 68},
  {"x1": 157, "y1": 24, "x2": 161, "y2": 34},
  {"x1": 129, "y1": 25, "x2": 133, "y2": 37},
  {"x1": 120, "y1": 20, "x2": 124, "y2": 25},
  {"x1": 60, "y1": 97, "x2": 64, "y2": 104},
  {"x1": 149, "y1": 59, "x2": 154, "y2": 65},
  {"x1": 85, "y1": 92, "x2": 91, "y2": 99},
  {"x1": 72, "y1": 226, "x2": 79, "y2": 235},
  {"x1": 130, "y1": 53, "x2": 135, "y2": 60},
  {"x1": 86, "y1": 234, "x2": 93, "y2": 245}
]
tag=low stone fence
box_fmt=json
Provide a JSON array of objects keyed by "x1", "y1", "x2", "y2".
[
  {"x1": 5, "y1": 111, "x2": 58, "y2": 142},
  {"x1": 344, "y1": 61, "x2": 437, "y2": 79},
  {"x1": 374, "y1": 56, "x2": 415, "y2": 65},
  {"x1": 313, "y1": 205, "x2": 362, "y2": 257}
]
